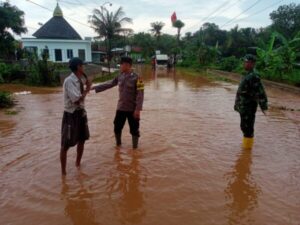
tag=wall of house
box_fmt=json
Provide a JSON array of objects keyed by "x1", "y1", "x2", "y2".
[{"x1": 21, "y1": 39, "x2": 92, "y2": 63}]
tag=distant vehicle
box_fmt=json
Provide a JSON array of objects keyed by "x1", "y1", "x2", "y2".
[{"x1": 156, "y1": 54, "x2": 168, "y2": 69}]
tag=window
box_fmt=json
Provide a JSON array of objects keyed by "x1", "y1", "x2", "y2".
[
  {"x1": 67, "y1": 49, "x2": 73, "y2": 59},
  {"x1": 78, "y1": 49, "x2": 85, "y2": 61},
  {"x1": 55, "y1": 49, "x2": 62, "y2": 61}
]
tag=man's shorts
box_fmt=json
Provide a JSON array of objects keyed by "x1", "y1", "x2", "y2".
[{"x1": 61, "y1": 109, "x2": 89, "y2": 149}]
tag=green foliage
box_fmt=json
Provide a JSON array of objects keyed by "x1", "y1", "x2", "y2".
[
  {"x1": 0, "y1": 63, "x2": 11, "y2": 82},
  {"x1": 0, "y1": 2, "x2": 27, "y2": 59},
  {"x1": 270, "y1": 3, "x2": 300, "y2": 38},
  {"x1": 177, "y1": 58, "x2": 200, "y2": 68},
  {"x1": 172, "y1": 20, "x2": 185, "y2": 41},
  {"x1": 26, "y1": 59, "x2": 59, "y2": 86},
  {"x1": 219, "y1": 56, "x2": 240, "y2": 72},
  {"x1": 0, "y1": 63, "x2": 24, "y2": 82},
  {"x1": 255, "y1": 31, "x2": 300, "y2": 80},
  {"x1": 0, "y1": 91, "x2": 14, "y2": 108},
  {"x1": 198, "y1": 43, "x2": 220, "y2": 66},
  {"x1": 150, "y1": 21, "x2": 165, "y2": 41},
  {"x1": 89, "y1": 6, "x2": 132, "y2": 61}
]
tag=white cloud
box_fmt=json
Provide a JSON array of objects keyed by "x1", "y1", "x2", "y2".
[{"x1": 9, "y1": 0, "x2": 296, "y2": 38}]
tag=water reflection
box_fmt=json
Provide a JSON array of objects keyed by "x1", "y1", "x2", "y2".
[
  {"x1": 106, "y1": 150, "x2": 147, "y2": 224},
  {"x1": 225, "y1": 149, "x2": 260, "y2": 225},
  {"x1": 151, "y1": 68, "x2": 179, "y2": 91},
  {"x1": 61, "y1": 177, "x2": 99, "y2": 225}
]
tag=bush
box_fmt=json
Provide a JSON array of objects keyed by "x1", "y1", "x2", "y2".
[
  {"x1": 219, "y1": 56, "x2": 240, "y2": 72},
  {"x1": 0, "y1": 63, "x2": 12, "y2": 81},
  {"x1": 10, "y1": 64, "x2": 25, "y2": 81},
  {"x1": 178, "y1": 58, "x2": 198, "y2": 68},
  {"x1": 0, "y1": 91, "x2": 14, "y2": 108},
  {"x1": 26, "y1": 59, "x2": 60, "y2": 86},
  {"x1": 0, "y1": 74, "x2": 3, "y2": 83}
]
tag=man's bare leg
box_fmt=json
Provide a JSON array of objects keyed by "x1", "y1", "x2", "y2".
[
  {"x1": 76, "y1": 141, "x2": 85, "y2": 168},
  {"x1": 60, "y1": 147, "x2": 68, "y2": 176}
]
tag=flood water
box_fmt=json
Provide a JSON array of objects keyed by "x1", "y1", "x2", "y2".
[{"x1": 0, "y1": 66, "x2": 299, "y2": 225}]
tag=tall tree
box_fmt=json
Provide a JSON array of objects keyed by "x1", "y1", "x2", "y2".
[
  {"x1": 89, "y1": 6, "x2": 132, "y2": 64},
  {"x1": 150, "y1": 21, "x2": 165, "y2": 43},
  {"x1": 172, "y1": 19, "x2": 185, "y2": 42},
  {"x1": 270, "y1": 3, "x2": 300, "y2": 39},
  {"x1": 0, "y1": 2, "x2": 27, "y2": 59}
]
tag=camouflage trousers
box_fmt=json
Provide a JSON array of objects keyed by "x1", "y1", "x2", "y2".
[{"x1": 240, "y1": 113, "x2": 256, "y2": 138}]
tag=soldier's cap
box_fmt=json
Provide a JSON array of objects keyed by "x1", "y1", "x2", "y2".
[
  {"x1": 69, "y1": 57, "x2": 86, "y2": 70},
  {"x1": 243, "y1": 54, "x2": 256, "y2": 62},
  {"x1": 120, "y1": 56, "x2": 133, "y2": 65}
]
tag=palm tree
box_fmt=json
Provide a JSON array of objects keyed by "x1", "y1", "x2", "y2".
[
  {"x1": 150, "y1": 21, "x2": 165, "y2": 42},
  {"x1": 173, "y1": 20, "x2": 185, "y2": 42},
  {"x1": 89, "y1": 7, "x2": 132, "y2": 68}
]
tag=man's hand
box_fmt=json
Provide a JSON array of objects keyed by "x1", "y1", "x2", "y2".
[
  {"x1": 134, "y1": 110, "x2": 140, "y2": 119},
  {"x1": 86, "y1": 80, "x2": 92, "y2": 92}
]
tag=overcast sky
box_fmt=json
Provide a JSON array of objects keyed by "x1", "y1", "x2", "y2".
[{"x1": 8, "y1": 0, "x2": 299, "y2": 39}]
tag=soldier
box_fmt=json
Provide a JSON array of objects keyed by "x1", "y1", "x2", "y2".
[
  {"x1": 92, "y1": 56, "x2": 144, "y2": 149},
  {"x1": 234, "y1": 54, "x2": 268, "y2": 149}
]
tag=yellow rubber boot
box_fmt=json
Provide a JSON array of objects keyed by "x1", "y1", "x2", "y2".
[{"x1": 243, "y1": 137, "x2": 254, "y2": 149}]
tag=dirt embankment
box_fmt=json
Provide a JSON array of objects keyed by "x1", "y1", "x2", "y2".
[{"x1": 207, "y1": 69, "x2": 300, "y2": 95}]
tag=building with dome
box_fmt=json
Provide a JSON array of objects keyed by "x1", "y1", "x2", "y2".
[{"x1": 21, "y1": 3, "x2": 91, "y2": 63}]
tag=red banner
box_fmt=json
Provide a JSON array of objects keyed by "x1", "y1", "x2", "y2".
[{"x1": 171, "y1": 12, "x2": 177, "y2": 24}]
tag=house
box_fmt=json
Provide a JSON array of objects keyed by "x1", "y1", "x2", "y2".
[{"x1": 21, "y1": 3, "x2": 91, "y2": 63}]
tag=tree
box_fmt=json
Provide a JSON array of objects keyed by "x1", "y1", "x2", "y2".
[
  {"x1": 89, "y1": 6, "x2": 132, "y2": 65},
  {"x1": 172, "y1": 20, "x2": 185, "y2": 42},
  {"x1": 150, "y1": 21, "x2": 165, "y2": 43},
  {"x1": 255, "y1": 31, "x2": 300, "y2": 79},
  {"x1": 0, "y1": 2, "x2": 27, "y2": 59},
  {"x1": 129, "y1": 32, "x2": 155, "y2": 57},
  {"x1": 270, "y1": 3, "x2": 300, "y2": 39},
  {"x1": 200, "y1": 23, "x2": 227, "y2": 46}
]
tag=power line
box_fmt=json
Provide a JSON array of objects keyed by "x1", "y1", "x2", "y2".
[
  {"x1": 220, "y1": 0, "x2": 263, "y2": 28},
  {"x1": 201, "y1": 0, "x2": 233, "y2": 24},
  {"x1": 209, "y1": 0, "x2": 244, "y2": 22},
  {"x1": 225, "y1": 0, "x2": 286, "y2": 27},
  {"x1": 25, "y1": 0, "x2": 94, "y2": 29},
  {"x1": 186, "y1": 0, "x2": 243, "y2": 32}
]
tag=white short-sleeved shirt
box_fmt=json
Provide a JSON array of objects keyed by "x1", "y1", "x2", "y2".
[{"x1": 63, "y1": 73, "x2": 86, "y2": 113}]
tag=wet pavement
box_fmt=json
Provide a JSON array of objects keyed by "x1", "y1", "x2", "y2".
[{"x1": 0, "y1": 65, "x2": 299, "y2": 225}]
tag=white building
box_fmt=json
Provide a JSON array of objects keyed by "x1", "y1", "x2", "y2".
[{"x1": 22, "y1": 4, "x2": 91, "y2": 63}]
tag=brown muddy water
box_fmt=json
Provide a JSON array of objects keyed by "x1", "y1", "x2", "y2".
[{"x1": 0, "y1": 66, "x2": 299, "y2": 225}]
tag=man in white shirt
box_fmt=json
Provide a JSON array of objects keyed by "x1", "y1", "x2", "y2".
[{"x1": 60, "y1": 57, "x2": 91, "y2": 176}]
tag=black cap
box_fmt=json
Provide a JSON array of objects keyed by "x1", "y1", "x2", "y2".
[
  {"x1": 243, "y1": 54, "x2": 256, "y2": 62},
  {"x1": 120, "y1": 56, "x2": 133, "y2": 65},
  {"x1": 69, "y1": 57, "x2": 86, "y2": 71}
]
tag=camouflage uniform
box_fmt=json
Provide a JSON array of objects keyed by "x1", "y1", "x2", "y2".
[
  {"x1": 234, "y1": 69, "x2": 268, "y2": 137},
  {"x1": 94, "y1": 72, "x2": 144, "y2": 138}
]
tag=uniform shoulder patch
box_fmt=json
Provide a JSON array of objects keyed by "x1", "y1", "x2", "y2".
[{"x1": 136, "y1": 74, "x2": 144, "y2": 91}]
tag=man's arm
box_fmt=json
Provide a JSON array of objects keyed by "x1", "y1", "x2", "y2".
[
  {"x1": 255, "y1": 79, "x2": 268, "y2": 112},
  {"x1": 134, "y1": 76, "x2": 144, "y2": 119},
  {"x1": 234, "y1": 78, "x2": 247, "y2": 112},
  {"x1": 91, "y1": 76, "x2": 118, "y2": 93}
]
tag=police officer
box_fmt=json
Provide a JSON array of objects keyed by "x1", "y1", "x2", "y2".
[
  {"x1": 92, "y1": 56, "x2": 144, "y2": 149},
  {"x1": 234, "y1": 54, "x2": 268, "y2": 149}
]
